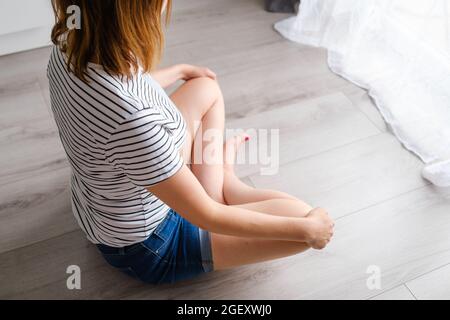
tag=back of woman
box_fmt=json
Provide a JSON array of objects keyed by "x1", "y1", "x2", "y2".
[
  {"x1": 48, "y1": 0, "x2": 333, "y2": 285},
  {"x1": 48, "y1": 45, "x2": 186, "y2": 247}
]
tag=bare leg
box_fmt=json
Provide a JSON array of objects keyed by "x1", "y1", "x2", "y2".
[
  {"x1": 211, "y1": 235, "x2": 310, "y2": 270},
  {"x1": 170, "y1": 80, "x2": 314, "y2": 270},
  {"x1": 171, "y1": 79, "x2": 305, "y2": 206},
  {"x1": 170, "y1": 77, "x2": 226, "y2": 203},
  {"x1": 210, "y1": 136, "x2": 315, "y2": 269},
  {"x1": 211, "y1": 199, "x2": 311, "y2": 269},
  {"x1": 223, "y1": 134, "x2": 311, "y2": 207}
]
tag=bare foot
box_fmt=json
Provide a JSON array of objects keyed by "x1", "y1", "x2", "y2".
[{"x1": 223, "y1": 133, "x2": 250, "y2": 173}]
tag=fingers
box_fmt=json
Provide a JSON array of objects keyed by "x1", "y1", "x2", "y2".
[
  {"x1": 195, "y1": 66, "x2": 216, "y2": 80},
  {"x1": 182, "y1": 65, "x2": 217, "y2": 81},
  {"x1": 310, "y1": 227, "x2": 335, "y2": 250},
  {"x1": 305, "y1": 206, "x2": 335, "y2": 250},
  {"x1": 204, "y1": 68, "x2": 217, "y2": 80},
  {"x1": 308, "y1": 207, "x2": 329, "y2": 217},
  {"x1": 194, "y1": 66, "x2": 216, "y2": 80},
  {"x1": 313, "y1": 242, "x2": 327, "y2": 250}
]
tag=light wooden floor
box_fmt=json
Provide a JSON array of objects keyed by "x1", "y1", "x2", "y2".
[{"x1": 1, "y1": 0, "x2": 450, "y2": 300}]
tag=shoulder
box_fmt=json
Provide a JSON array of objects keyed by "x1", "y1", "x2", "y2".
[{"x1": 47, "y1": 46, "x2": 159, "y2": 119}]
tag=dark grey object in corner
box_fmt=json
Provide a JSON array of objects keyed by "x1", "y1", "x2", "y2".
[{"x1": 264, "y1": 0, "x2": 300, "y2": 13}]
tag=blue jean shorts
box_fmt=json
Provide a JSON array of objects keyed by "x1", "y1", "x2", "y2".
[{"x1": 96, "y1": 209, "x2": 214, "y2": 284}]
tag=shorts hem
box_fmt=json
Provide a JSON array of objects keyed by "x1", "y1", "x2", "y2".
[{"x1": 198, "y1": 228, "x2": 214, "y2": 272}]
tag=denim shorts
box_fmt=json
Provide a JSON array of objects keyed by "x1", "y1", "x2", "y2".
[{"x1": 96, "y1": 209, "x2": 214, "y2": 284}]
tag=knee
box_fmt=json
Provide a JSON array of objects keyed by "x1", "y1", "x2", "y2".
[
  {"x1": 186, "y1": 77, "x2": 223, "y2": 102},
  {"x1": 271, "y1": 198, "x2": 313, "y2": 218}
]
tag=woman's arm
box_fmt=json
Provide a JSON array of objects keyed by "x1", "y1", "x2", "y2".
[
  {"x1": 151, "y1": 64, "x2": 217, "y2": 88},
  {"x1": 147, "y1": 165, "x2": 333, "y2": 243}
]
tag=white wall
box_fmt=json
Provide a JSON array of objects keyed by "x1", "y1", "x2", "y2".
[{"x1": 0, "y1": 0, "x2": 54, "y2": 56}]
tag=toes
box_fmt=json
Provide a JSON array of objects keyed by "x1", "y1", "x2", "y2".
[
  {"x1": 223, "y1": 134, "x2": 248, "y2": 167},
  {"x1": 234, "y1": 133, "x2": 250, "y2": 146}
]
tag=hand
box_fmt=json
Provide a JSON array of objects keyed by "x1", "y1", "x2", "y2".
[
  {"x1": 181, "y1": 64, "x2": 217, "y2": 81},
  {"x1": 305, "y1": 207, "x2": 335, "y2": 250}
]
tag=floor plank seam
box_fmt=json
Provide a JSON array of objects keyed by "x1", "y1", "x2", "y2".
[
  {"x1": 366, "y1": 284, "x2": 403, "y2": 300},
  {"x1": 246, "y1": 131, "x2": 384, "y2": 182},
  {"x1": 0, "y1": 229, "x2": 81, "y2": 256},
  {"x1": 341, "y1": 91, "x2": 386, "y2": 132},
  {"x1": 404, "y1": 261, "x2": 450, "y2": 288},
  {"x1": 332, "y1": 183, "x2": 432, "y2": 222},
  {"x1": 404, "y1": 283, "x2": 418, "y2": 300}
]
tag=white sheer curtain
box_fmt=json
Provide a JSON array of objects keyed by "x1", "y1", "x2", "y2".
[{"x1": 275, "y1": 0, "x2": 450, "y2": 187}]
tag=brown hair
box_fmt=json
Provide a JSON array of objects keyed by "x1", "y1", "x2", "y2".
[{"x1": 51, "y1": 0, "x2": 172, "y2": 81}]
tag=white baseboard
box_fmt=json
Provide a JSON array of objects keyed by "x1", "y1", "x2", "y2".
[{"x1": 0, "y1": 25, "x2": 52, "y2": 56}]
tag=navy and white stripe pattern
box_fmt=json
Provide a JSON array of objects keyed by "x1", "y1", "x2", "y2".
[{"x1": 47, "y1": 46, "x2": 186, "y2": 247}]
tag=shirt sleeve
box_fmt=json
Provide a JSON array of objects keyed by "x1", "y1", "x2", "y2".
[{"x1": 104, "y1": 109, "x2": 184, "y2": 187}]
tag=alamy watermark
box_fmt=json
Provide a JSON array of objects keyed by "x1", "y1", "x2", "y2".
[
  {"x1": 366, "y1": 265, "x2": 382, "y2": 290},
  {"x1": 66, "y1": 5, "x2": 81, "y2": 30},
  {"x1": 66, "y1": 265, "x2": 81, "y2": 290},
  {"x1": 189, "y1": 124, "x2": 280, "y2": 176}
]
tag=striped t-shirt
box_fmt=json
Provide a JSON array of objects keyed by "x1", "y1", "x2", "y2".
[{"x1": 47, "y1": 46, "x2": 187, "y2": 247}]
